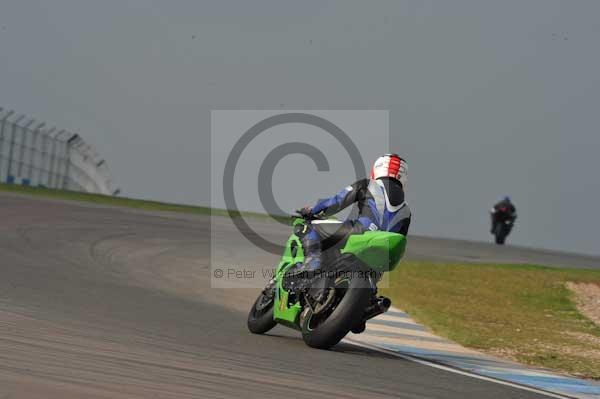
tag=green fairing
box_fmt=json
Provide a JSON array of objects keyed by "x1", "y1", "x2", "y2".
[
  {"x1": 273, "y1": 275, "x2": 302, "y2": 326},
  {"x1": 341, "y1": 232, "x2": 407, "y2": 272},
  {"x1": 273, "y1": 221, "x2": 305, "y2": 325}
]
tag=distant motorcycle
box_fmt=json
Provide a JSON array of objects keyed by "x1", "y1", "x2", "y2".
[
  {"x1": 490, "y1": 198, "x2": 517, "y2": 245},
  {"x1": 491, "y1": 202, "x2": 517, "y2": 245}
]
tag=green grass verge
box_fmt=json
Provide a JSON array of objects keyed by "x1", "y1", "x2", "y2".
[
  {"x1": 0, "y1": 183, "x2": 288, "y2": 222},
  {"x1": 380, "y1": 261, "x2": 600, "y2": 379}
]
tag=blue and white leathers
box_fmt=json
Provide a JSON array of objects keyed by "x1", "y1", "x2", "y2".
[{"x1": 301, "y1": 177, "x2": 411, "y2": 271}]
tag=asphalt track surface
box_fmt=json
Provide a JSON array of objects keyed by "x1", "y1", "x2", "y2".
[{"x1": 2, "y1": 193, "x2": 599, "y2": 398}]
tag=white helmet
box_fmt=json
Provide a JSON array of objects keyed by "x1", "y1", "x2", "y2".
[{"x1": 370, "y1": 154, "x2": 407, "y2": 188}]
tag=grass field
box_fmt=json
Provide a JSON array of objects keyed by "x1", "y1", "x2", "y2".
[
  {"x1": 380, "y1": 261, "x2": 600, "y2": 379},
  {"x1": 0, "y1": 183, "x2": 287, "y2": 221}
]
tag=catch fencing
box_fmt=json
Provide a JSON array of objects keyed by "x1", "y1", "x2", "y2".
[{"x1": 0, "y1": 107, "x2": 119, "y2": 195}]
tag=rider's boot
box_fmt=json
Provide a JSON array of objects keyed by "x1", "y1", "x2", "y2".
[{"x1": 283, "y1": 257, "x2": 320, "y2": 292}]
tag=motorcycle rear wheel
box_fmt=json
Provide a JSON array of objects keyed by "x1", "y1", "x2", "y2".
[{"x1": 301, "y1": 264, "x2": 372, "y2": 349}]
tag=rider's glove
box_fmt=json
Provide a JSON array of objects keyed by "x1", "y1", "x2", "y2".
[{"x1": 299, "y1": 206, "x2": 313, "y2": 218}]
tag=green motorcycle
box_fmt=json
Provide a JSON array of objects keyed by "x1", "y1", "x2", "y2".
[{"x1": 247, "y1": 212, "x2": 407, "y2": 349}]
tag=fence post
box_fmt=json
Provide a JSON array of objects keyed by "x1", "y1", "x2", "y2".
[
  {"x1": 0, "y1": 110, "x2": 15, "y2": 181},
  {"x1": 39, "y1": 127, "x2": 51, "y2": 187},
  {"x1": 17, "y1": 119, "x2": 37, "y2": 184},
  {"x1": 53, "y1": 131, "x2": 68, "y2": 189},
  {"x1": 47, "y1": 129, "x2": 65, "y2": 188},
  {"x1": 28, "y1": 124, "x2": 51, "y2": 185},
  {"x1": 46, "y1": 128, "x2": 59, "y2": 187},
  {"x1": 63, "y1": 133, "x2": 79, "y2": 190},
  {"x1": 6, "y1": 115, "x2": 25, "y2": 183}
]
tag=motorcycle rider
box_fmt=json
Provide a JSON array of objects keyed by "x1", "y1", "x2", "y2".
[
  {"x1": 293, "y1": 153, "x2": 411, "y2": 276},
  {"x1": 490, "y1": 196, "x2": 517, "y2": 233}
]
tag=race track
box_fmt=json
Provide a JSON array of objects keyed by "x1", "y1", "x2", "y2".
[{"x1": 1, "y1": 192, "x2": 598, "y2": 398}]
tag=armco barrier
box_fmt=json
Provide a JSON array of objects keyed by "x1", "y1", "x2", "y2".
[{"x1": 0, "y1": 107, "x2": 119, "y2": 195}]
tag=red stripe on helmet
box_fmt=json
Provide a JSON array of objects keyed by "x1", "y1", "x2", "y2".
[{"x1": 387, "y1": 155, "x2": 401, "y2": 178}]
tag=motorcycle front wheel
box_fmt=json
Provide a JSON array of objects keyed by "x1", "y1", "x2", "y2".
[
  {"x1": 247, "y1": 289, "x2": 277, "y2": 334},
  {"x1": 494, "y1": 224, "x2": 507, "y2": 245}
]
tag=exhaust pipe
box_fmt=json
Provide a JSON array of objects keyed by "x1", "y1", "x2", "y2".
[{"x1": 363, "y1": 296, "x2": 391, "y2": 321}]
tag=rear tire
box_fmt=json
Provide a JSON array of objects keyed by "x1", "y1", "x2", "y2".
[
  {"x1": 247, "y1": 291, "x2": 277, "y2": 334},
  {"x1": 301, "y1": 264, "x2": 372, "y2": 349}
]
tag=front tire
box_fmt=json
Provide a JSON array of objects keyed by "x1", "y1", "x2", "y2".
[
  {"x1": 494, "y1": 224, "x2": 506, "y2": 245},
  {"x1": 495, "y1": 233, "x2": 505, "y2": 245},
  {"x1": 247, "y1": 291, "x2": 277, "y2": 334},
  {"x1": 301, "y1": 265, "x2": 372, "y2": 349}
]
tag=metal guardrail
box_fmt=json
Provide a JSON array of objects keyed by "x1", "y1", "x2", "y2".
[{"x1": 0, "y1": 107, "x2": 119, "y2": 195}]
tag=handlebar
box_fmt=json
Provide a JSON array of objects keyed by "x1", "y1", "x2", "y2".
[{"x1": 293, "y1": 209, "x2": 325, "y2": 221}]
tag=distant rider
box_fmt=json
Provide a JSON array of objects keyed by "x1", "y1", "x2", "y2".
[
  {"x1": 490, "y1": 196, "x2": 517, "y2": 233},
  {"x1": 294, "y1": 153, "x2": 411, "y2": 274}
]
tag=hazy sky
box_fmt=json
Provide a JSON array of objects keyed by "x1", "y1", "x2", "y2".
[{"x1": 2, "y1": 1, "x2": 600, "y2": 256}]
